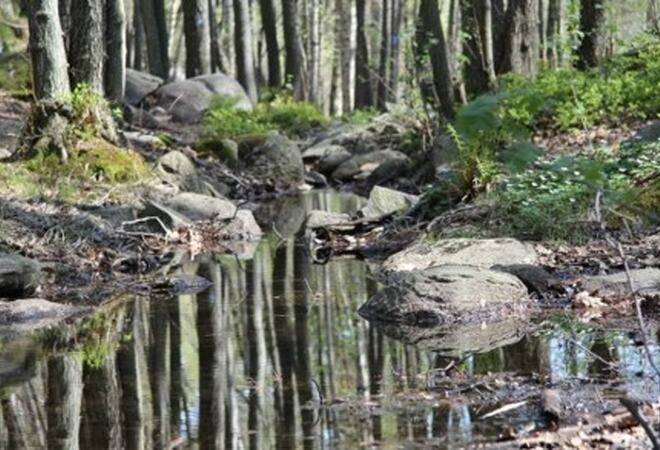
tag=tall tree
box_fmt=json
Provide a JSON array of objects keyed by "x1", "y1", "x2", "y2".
[
  {"x1": 308, "y1": 0, "x2": 322, "y2": 104},
  {"x1": 388, "y1": 0, "x2": 403, "y2": 103},
  {"x1": 183, "y1": 0, "x2": 211, "y2": 77},
  {"x1": 69, "y1": 0, "x2": 105, "y2": 92},
  {"x1": 234, "y1": 0, "x2": 257, "y2": 102},
  {"x1": 354, "y1": 0, "x2": 373, "y2": 108},
  {"x1": 461, "y1": 0, "x2": 491, "y2": 95},
  {"x1": 259, "y1": 0, "x2": 282, "y2": 86},
  {"x1": 105, "y1": 0, "x2": 126, "y2": 100},
  {"x1": 337, "y1": 0, "x2": 355, "y2": 112},
  {"x1": 282, "y1": 0, "x2": 304, "y2": 97},
  {"x1": 577, "y1": 0, "x2": 606, "y2": 69},
  {"x1": 26, "y1": 0, "x2": 70, "y2": 99},
  {"x1": 417, "y1": 0, "x2": 455, "y2": 120},
  {"x1": 500, "y1": 0, "x2": 540, "y2": 76},
  {"x1": 376, "y1": 0, "x2": 391, "y2": 109},
  {"x1": 140, "y1": 0, "x2": 169, "y2": 78},
  {"x1": 546, "y1": 0, "x2": 561, "y2": 67}
]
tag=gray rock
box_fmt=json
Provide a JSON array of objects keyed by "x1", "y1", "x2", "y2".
[
  {"x1": 318, "y1": 149, "x2": 353, "y2": 174},
  {"x1": 222, "y1": 210, "x2": 263, "y2": 239},
  {"x1": 359, "y1": 264, "x2": 529, "y2": 327},
  {"x1": 302, "y1": 143, "x2": 350, "y2": 161},
  {"x1": 139, "y1": 200, "x2": 191, "y2": 232},
  {"x1": 254, "y1": 194, "x2": 307, "y2": 237},
  {"x1": 365, "y1": 157, "x2": 411, "y2": 185},
  {"x1": 583, "y1": 268, "x2": 660, "y2": 297},
  {"x1": 0, "y1": 147, "x2": 12, "y2": 160},
  {"x1": 124, "y1": 69, "x2": 163, "y2": 106},
  {"x1": 631, "y1": 121, "x2": 660, "y2": 144},
  {"x1": 492, "y1": 264, "x2": 563, "y2": 294},
  {"x1": 0, "y1": 255, "x2": 41, "y2": 299},
  {"x1": 164, "y1": 192, "x2": 237, "y2": 221},
  {"x1": 153, "y1": 73, "x2": 252, "y2": 124},
  {"x1": 239, "y1": 133, "x2": 304, "y2": 186},
  {"x1": 0, "y1": 299, "x2": 86, "y2": 333},
  {"x1": 305, "y1": 210, "x2": 352, "y2": 229},
  {"x1": 360, "y1": 186, "x2": 418, "y2": 219},
  {"x1": 331, "y1": 150, "x2": 409, "y2": 181},
  {"x1": 383, "y1": 238, "x2": 538, "y2": 272},
  {"x1": 155, "y1": 151, "x2": 203, "y2": 192}
]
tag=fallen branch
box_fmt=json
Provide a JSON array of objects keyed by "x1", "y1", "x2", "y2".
[{"x1": 621, "y1": 397, "x2": 660, "y2": 449}]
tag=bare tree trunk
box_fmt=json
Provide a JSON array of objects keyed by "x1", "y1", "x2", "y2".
[
  {"x1": 234, "y1": 0, "x2": 258, "y2": 102},
  {"x1": 483, "y1": 0, "x2": 497, "y2": 88},
  {"x1": 337, "y1": 0, "x2": 355, "y2": 113},
  {"x1": 462, "y1": 0, "x2": 488, "y2": 95},
  {"x1": 500, "y1": 0, "x2": 539, "y2": 76},
  {"x1": 354, "y1": 0, "x2": 373, "y2": 108},
  {"x1": 26, "y1": 0, "x2": 70, "y2": 99},
  {"x1": 546, "y1": 0, "x2": 561, "y2": 67},
  {"x1": 221, "y1": 0, "x2": 235, "y2": 75},
  {"x1": 140, "y1": 0, "x2": 169, "y2": 78},
  {"x1": 577, "y1": 0, "x2": 605, "y2": 69},
  {"x1": 209, "y1": 0, "x2": 223, "y2": 72},
  {"x1": 282, "y1": 0, "x2": 305, "y2": 98},
  {"x1": 58, "y1": 0, "x2": 72, "y2": 49},
  {"x1": 649, "y1": 0, "x2": 660, "y2": 34},
  {"x1": 447, "y1": 0, "x2": 467, "y2": 102},
  {"x1": 259, "y1": 0, "x2": 282, "y2": 86},
  {"x1": 376, "y1": 0, "x2": 391, "y2": 109},
  {"x1": 105, "y1": 0, "x2": 126, "y2": 100},
  {"x1": 417, "y1": 0, "x2": 455, "y2": 120},
  {"x1": 69, "y1": 0, "x2": 106, "y2": 92},
  {"x1": 308, "y1": 0, "x2": 322, "y2": 104},
  {"x1": 46, "y1": 354, "x2": 83, "y2": 450},
  {"x1": 388, "y1": 0, "x2": 403, "y2": 103},
  {"x1": 132, "y1": 0, "x2": 145, "y2": 70},
  {"x1": 184, "y1": 0, "x2": 211, "y2": 77}
]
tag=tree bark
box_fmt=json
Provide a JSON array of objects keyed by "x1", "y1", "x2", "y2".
[
  {"x1": 26, "y1": 0, "x2": 70, "y2": 99},
  {"x1": 461, "y1": 0, "x2": 488, "y2": 95},
  {"x1": 500, "y1": 0, "x2": 539, "y2": 76},
  {"x1": 140, "y1": 0, "x2": 169, "y2": 78},
  {"x1": 105, "y1": 0, "x2": 126, "y2": 100},
  {"x1": 388, "y1": 0, "x2": 403, "y2": 103},
  {"x1": 234, "y1": 0, "x2": 257, "y2": 102},
  {"x1": 417, "y1": 0, "x2": 455, "y2": 120},
  {"x1": 577, "y1": 0, "x2": 605, "y2": 69},
  {"x1": 259, "y1": 0, "x2": 282, "y2": 86},
  {"x1": 69, "y1": 0, "x2": 106, "y2": 92},
  {"x1": 308, "y1": 0, "x2": 322, "y2": 104},
  {"x1": 354, "y1": 0, "x2": 373, "y2": 108},
  {"x1": 282, "y1": 0, "x2": 305, "y2": 97},
  {"x1": 376, "y1": 0, "x2": 391, "y2": 109},
  {"x1": 184, "y1": 0, "x2": 211, "y2": 77},
  {"x1": 58, "y1": 0, "x2": 72, "y2": 49},
  {"x1": 337, "y1": 0, "x2": 355, "y2": 113},
  {"x1": 546, "y1": 0, "x2": 561, "y2": 67}
]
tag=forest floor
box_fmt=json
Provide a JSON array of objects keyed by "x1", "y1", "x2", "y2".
[{"x1": 1, "y1": 89, "x2": 660, "y2": 446}]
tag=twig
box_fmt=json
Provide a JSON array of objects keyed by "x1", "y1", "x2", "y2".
[
  {"x1": 620, "y1": 397, "x2": 660, "y2": 449},
  {"x1": 479, "y1": 400, "x2": 528, "y2": 420},
  {"x1": 120, "y1": 216, "x2": 174, "y2": 238}
]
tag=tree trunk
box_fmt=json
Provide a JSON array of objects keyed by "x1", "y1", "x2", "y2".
[
  {"x1": 26, "y1": 0, "x2": 70, "y2": 99},
  {"x1": 376, "y1": 0, "x2": 391, "y2": 109},
  {"x1": 388, "y1": 0, "x2": 403, "y2": 103},
  {"x1": 183, "y1": 0, "x2": 211, "y2": 77},
  {"x1": 649, "y1": 0, "x2": 660, "y2": 34},
  {"x1": 221, "y1": 0, "x2": 235, "y2": 75},
  {"x1": 577, "y1": 0, "x2": 605, "y2": 69},
  {"x1": 337, "y1": 0, "x2": 355, "y2": 113},
  {"x1": 461, "y1": 0, "x2": 488, "y2": 95},
  {"x1": 417, "y1": 0, "x2": 455, "y2": 120},
  {"x1": 259, "y1": 0, "x2": 282, "y2": 86},
  {"x1": 132, "y1": 0, "x2": 145, "y2": 70},
  {"x1": 58, "y1": 0, "x2": 72, "y2": 49},
  {"x1": 354, "y1": 0, "x2": 373, "y2": 108},
  {"x1": 282, "y1": 0, "x2": 305, "y2": 98},
  {"x1": 105, "y1": 0, "x2": 126, "y2": 101},
  {"x1": 546, "y1": 0, "x2": 561, "y2": 67},
  {"x1": 234, "y1": 0, "x2": 258, "y2": 102},
  {"x1": 308, "y1": 0, "x2": 322, "y2": 104},
  {"x1": 140, "y1": 0, "x2": 169, "y2": 78},
  {"x1": 69, "y1": 0, "x2": 106, "y2": 92},
  {"x1": 500, "y1": 0, "x2": 539, "y2": 76}
]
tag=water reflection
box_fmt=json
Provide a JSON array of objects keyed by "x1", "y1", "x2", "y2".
[{"x1": 0, "y1": 192, "x2": 657, "y2": 449}]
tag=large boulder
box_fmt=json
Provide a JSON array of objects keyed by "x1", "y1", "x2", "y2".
[
  {"x1": 582, "y1": 268, "x2": 660, "y2": 297},
  {"x1": 302, "y1": 143, "x2": 352, "y2": 175},
  {"x1": 152, "y1": 73, "x2": 253, "y2": 124},
  {"x1": 358, "y1": 264, "x2": 529, "y2": 327},
  {"x1": 222, "y1": 210, "x2": 263, "y2": 239},
  {"x1": 331, "y1": 150, "x2": 409, "y2": 181},
  {"x1": 383, "y1": 238, "x2": 538, "y2": 272},
  {"x1": 164, "y1": 192, "x2": 237, "y2": 221},
  {"x1": 124, "y1": 69, "x2": 163, "y2": 106},
  {"x1": 0, "y1": 255, "x2": 41, "y2": 299},
  {"x1": 360, "y1": 186, "x2": 418, "y2": 219},
  {"x1": 305, "y1": 210, "x2": 352, "y2": 229},
  {"x1": 239, "y1": 133, "x2": 304, "y2": 186},
  {"x1": 154, "y1": 151, "x2": 223, "y2": 196}
]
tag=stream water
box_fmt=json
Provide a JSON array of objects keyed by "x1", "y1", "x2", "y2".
[{"x1": 0, "y1": 191, "x2": 659, "y2": 449}]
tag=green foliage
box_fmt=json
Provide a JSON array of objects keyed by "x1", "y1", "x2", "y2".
[
  {"x1": 494, "y1": 141, "x2": 660, "y2": 241},
  {"x1": 448, "y1": 94, "x2": 541, "y2": 192},
  {"x1": 205, "y1": 94, "x2": 328, "y2": 142},
  {"x1": 340, "y1": 107, "x2": 380, "y2": 125},
  {"x1": 63, "y1": 84, "x2": 115, "y2": 141},
  {"x1": 501, "y1": 43, "x2": 660, "y2": 131}
]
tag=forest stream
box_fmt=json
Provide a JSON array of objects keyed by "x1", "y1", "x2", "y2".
[{"x1": 0, "y1": 190, "x2": 658, "y2": 449}]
